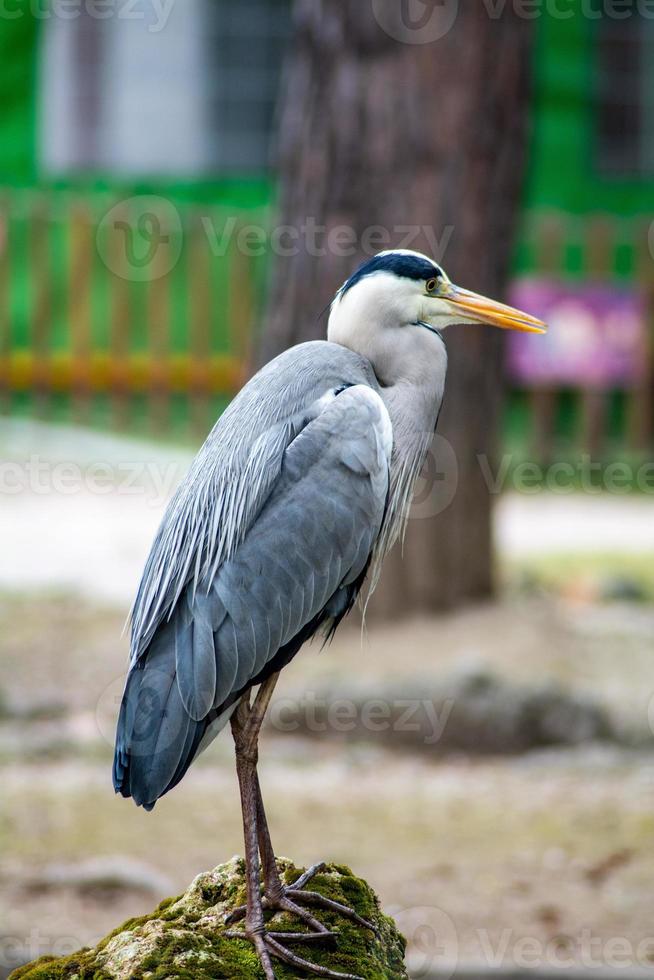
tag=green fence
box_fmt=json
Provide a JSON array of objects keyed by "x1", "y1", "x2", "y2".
[
  {"x1": 508, "y1": 208, "x2": 654, "y2": 460},
  {"x1": 0, "y1": 188, "x2": 271, "y2": 440}
]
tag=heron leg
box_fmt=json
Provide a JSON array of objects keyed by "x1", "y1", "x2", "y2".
[
  {"x1": 225, "y1": 675, "x2": 366, "y2": 980},
  {"x1": 255, "y1": 773, "x2": 335, "y2": 934},
  {"x1": 228, "y1": 687, "x2": 276, "y2": 980},
  {"x1": 255, "y1": 776, "x2": 375, "y2": 934}
]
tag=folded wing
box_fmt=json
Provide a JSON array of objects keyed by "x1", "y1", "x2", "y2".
[{"x1": 113, "y1": 383, "x2": 391, "y2": 809}]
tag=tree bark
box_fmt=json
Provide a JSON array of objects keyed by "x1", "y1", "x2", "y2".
[{"x1": 259, "y1": 0, "x2": 533, "y2": 615}]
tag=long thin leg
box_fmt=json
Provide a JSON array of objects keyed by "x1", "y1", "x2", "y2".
[
  {"x1": 255, "y1": 777, "x2": 377, "y2": 934},
  {"x1": 233, "y1": 746, "x2": 276, "y2": 979},
  {"x1": 226, "y1": 676, "x2": 363, "y2": 980},
  {"x1": 255, "y1": 774, "x2": 332, "y2": 935},
  {"x1": 227, "y1": 774, "x2": 332, "y2": 936}
]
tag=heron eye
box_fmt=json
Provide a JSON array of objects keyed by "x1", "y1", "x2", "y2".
[{"x1": 426, "y1": 277, "x2": 438, "y2": 294}]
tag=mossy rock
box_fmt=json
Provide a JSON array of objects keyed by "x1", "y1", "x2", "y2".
[{"x1": 10, "y1": 857, "x2": 408, "y2": 979}]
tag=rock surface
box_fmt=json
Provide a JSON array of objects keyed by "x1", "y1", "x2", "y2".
[{"x1": 9, "y1": 858, "x2": 408, "y2": 980}]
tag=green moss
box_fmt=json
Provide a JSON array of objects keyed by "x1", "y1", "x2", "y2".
[
  {"x1": 8, "y1": 950, "x2": 111, "y2": 979},
  {"x1": 10, "y1": 858, "x2": 407, "y2": 980},
  {"x1": 154, "y1": 894, "x2": 181, "y2": 914}
]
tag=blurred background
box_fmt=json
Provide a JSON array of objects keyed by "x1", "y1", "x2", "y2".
[{"x1": 1, "y1": 1, "x2": 654, "y2": 977}]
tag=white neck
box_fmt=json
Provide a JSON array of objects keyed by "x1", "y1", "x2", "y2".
[
  {"x1": 327, "y1": 273, "x2": 447, "y2": 415},
  {"x1": 327, "y1": 272, "x2": 448, "y2": 566}
]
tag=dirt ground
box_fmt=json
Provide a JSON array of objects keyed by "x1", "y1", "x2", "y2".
[
  {"x1": 2, "y1": 591, "x2": 654, "y2": 977},
  {"x1": 2, "y1": 420, "x2": 653, "y2": 976}
]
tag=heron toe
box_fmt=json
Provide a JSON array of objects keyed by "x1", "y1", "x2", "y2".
[
  {"x1": 226, "y1": 926, "x2": 362, "y2": 980},
  {"x1": 224, "y1": 860, "x2": 376, "y2": 978},
  {"x1": 225, "y1": 861, "x2": 377, "y2": 937}
]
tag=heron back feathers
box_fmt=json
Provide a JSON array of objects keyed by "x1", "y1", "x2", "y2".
[{"x1": 114, "y1": 351, "x2": 391, "y2": 809}]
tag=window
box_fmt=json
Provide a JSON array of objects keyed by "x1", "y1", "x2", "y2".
[
  {"x1": 39, "y1": 0, "x2": 292, "y2": 178},
  {"x1": 595, "y1": 13, "x2": 654, "y2": 177},
  {"x1": 205, "y1": 2, "x2": 292, "y2": 172}
]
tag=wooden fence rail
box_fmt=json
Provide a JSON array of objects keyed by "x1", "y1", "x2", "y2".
[
  {"x1": 515, "y1": 210, "x2": 654, "y2": 459},
  {"x1": 0, "y1": 189, "x2": 267, "y2": 439},
  {"x1": 1, "y1": 193, "x2": 652, "y2": 456}
]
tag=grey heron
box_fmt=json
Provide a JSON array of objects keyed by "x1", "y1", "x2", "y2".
[{"x1": 113, "y1": 249, "x2": 545, "y2": 979}]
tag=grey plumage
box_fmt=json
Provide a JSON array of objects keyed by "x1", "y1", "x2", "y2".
[
  {"x1": 113, "y1": 251, "x2": 468, "y2": 813},
  {"x1": 110, "y1": 250, "x2": 546, "y2": 980},
  {"x1": 113, "y1": 341, "x2": 415, "y2": 809}
]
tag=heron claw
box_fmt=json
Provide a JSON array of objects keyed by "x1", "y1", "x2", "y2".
[
  {"x1": 286, "y1": 886, "x2": 378, "y2": 936},
  {"x1": 226, "y1": 930, "x2": 362, "y2": 979},
  {"x1": 285, "y1": 861, "x2": 379, "y2": 936},
  {"x1": 265, "y1": 933, "x2": 364, "y2": 979},
  {"x1": 224, "y1": 861, "x2": 373, "y2": 979},
  {"x1": 224, "y1": 861, "x2": 377, "y2": 937},
  {"x1": 226, "y1": 927, "x2": 359, "y2": 979}
]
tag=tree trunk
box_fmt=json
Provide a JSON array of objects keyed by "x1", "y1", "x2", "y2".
[{"x1": 259, "y1": 0, "x2": 533, "y2": 615}]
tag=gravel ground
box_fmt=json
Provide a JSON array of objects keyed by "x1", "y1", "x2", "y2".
[
  {"x1": 2, "y1": 417, "x2": 654, "y2": 603},
  {"x1": 2, "y1": 418, "x2": 654, "y2": 975},
  {"x1": 2, "y1": 592, "x2": 654, "y2": 975}
]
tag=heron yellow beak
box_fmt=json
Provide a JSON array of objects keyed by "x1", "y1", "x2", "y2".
[{"x1": 445, "y1": 284, "x2": 547, "y2": 334}]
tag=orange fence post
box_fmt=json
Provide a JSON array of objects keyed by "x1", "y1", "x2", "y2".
[
  {"x1": 69, "y1": 200, "x2": 93, "y2": 425},
  {"x1": 188, "y1": 210, "x2": 211, "y2": 438},
  {"x1": 529, "y1": 211, "x2": 566, "y2": 462},
  {"x1": 629, "y1": 219, "x2": 654, "y2": 453},
  {"x1": 0, "y1": 190, "x2": 264, "y2": 436},
  {"x1": 146, "y1": 204, "x2": 171, "y2": 436},
  {"x1": 0, "y1": 194, "x2": 9, "y2": 415},
  {"x1": 578, "y1": 215, "x2": 614, "y2": 457},
  {"x1": 30, "y1": 194, "x2": 52, "y2": 419},
  {"x1": 228, "y1": 225, "x2": 255, "y2": 381},
  {"x1": 108, "y1": 200, "x2": 132, "y2": 430}
]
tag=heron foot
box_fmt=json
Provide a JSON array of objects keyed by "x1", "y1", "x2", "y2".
[
  {"x1": 226, "y1": 926, "x2": 361, "y2": 980},
  {"x1": 285, "y1": 862, "x2": 379, "y2": 935},
  {"x1": 225, "y1": 861, "x2": 378, "y2": 936},
  {"x1": 224, "y1": 862, "x2": 376, "y2": 977}
]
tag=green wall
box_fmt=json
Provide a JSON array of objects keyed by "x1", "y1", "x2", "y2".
[
  {"x1": 2, "y1": 10, "x2": 651, "y2": 218},
  {"x1": 0, "y1": 0, "x2": 39, "y2": 184},
  {"x1": 525, "y1": 12, "x2": 653, "y2": 216}
]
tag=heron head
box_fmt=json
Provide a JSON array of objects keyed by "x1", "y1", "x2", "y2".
[{"x1": 328, "y1": 249, "x2": 546, "y2": 342}]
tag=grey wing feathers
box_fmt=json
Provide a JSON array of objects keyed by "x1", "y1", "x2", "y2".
[
  {"x1": 113, "y1": 372, "x2": 391, "y2": 809},
  {"x1": 128, "y1": 341, "x2": 378, "y2": 659}
]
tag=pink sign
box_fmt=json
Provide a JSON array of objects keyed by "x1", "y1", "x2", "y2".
[{"x1": 506, "y1": 278, "x2": 649, "y2": 388}]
